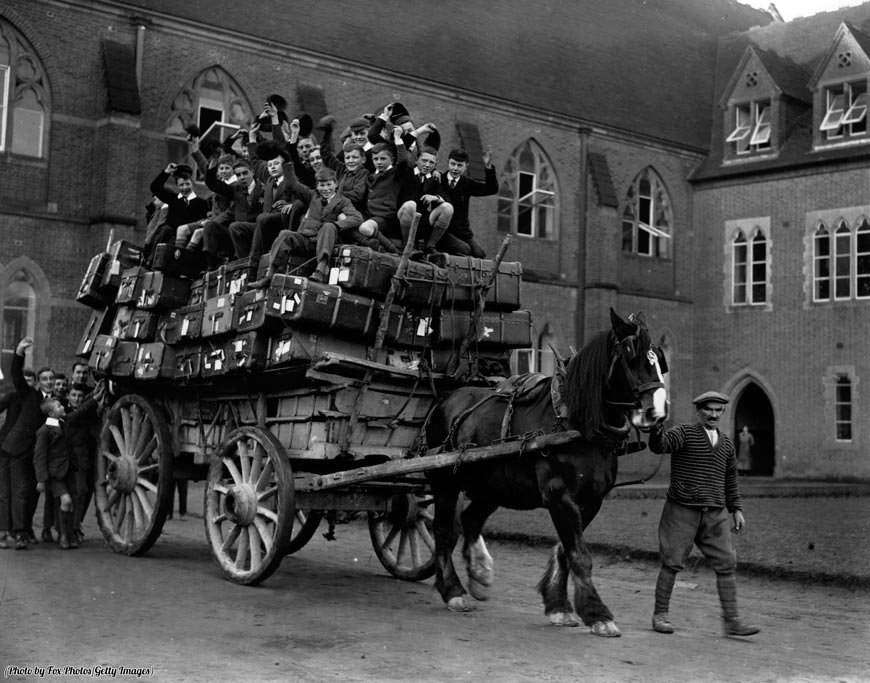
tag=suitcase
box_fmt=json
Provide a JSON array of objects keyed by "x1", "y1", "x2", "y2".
[
  {"x1": 435, "y1": 309, "x2": 533, "y2": 348},
  {"x1": 202, "y1": 295, "x2": 235, "y2": 337},
  {"x1": 124, "y1": 309, "x2": 159, "y2": 342},
  {"x1": 88, "y1": 334, "x2": 117, "y2": 373},
  {"x1": 76, "y1": 307, "x2": 114, "y2": 358},
  {"x1": 76, "y1": 253, "x2": 112, "y2": 308},
  {"x1": 431, "y1": 254, "x2": 523, "y2": 312},
  {"x1": 226, "y1": 332, "x2": 270, "y2": 372},
  {"x1": 151, "y1": 244, "x2": 206, "y2": 278},
  {"x1": 268, "y1": 330, "x2": 370, "y2": 368},
  {"x1": 109, "y1": 340, "x2": 139, "y2": 377},
  {"x1": 233, "y1": 289, "x2": 274, "y2": 333},
  {"x1": 174, "y1": 344, "x2": 202, "y2": 381},
  {"x1": 158, "y1": 304, "x2": 204, "y2": 345},
  {"x1": 380, "y1": 305, "x2": 434, "y2": 347},
  {"x1": 110, "y1": 306, "x2": 135, "y2": 339},
  {"x1": 134, "y1": 342, "x2": 176, "y2": 380},
  {"x1": 101, "y1": 241, "x2": 144, "y2": 292},
  {"x1": 136, "y1": 270, "x2": 191, "y2": 310},
  {"x1": 257, "y1": 253, "x2": 316, "y2": 280},
  {"x1": 329, "y1": 246, "x2": 448, "y2": 308},
  {"x1": 226, "y1": 258, "x2": 255, "y2": 297},
  {"x1": 201, "y1": 340, "x2": 228, "y2": 378},
  {"x1": 266, "y1": 275, "x2": 378, "y2": 337},
  {"x1": 205, "y1": 265, "x2": 228, "y2": 299},
  {"x1": 115, "y1": 266, "x2": 148, "y2": 305},
  {"x1": 188, "y1": 277, "x2": 206, "y2": 306}
]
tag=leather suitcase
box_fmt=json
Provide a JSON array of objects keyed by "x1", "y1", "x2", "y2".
[
  {"x1": 151, "y1": 244, "x2": 206, "y2": 279},
  {"x1": 201, "y1": 341, "x2": 228, "y2": 378},
  {"x1": 76, "y1": 253, "x2": 112, "y2": 308},
  {"x1": 435, "y1": 309, "x2": 533, "y2": 348},
  {"x1": 101, "y1": 241, "x2": 144, "y2": 292},
  {"x1": 268, "y1": 330, "x2": 369, "y2": 368},
  {"x1": 115, "y1": 266, "x2": 148, "y2": 305},
  {"x1": 111, "y1": 306, "x2": 135, "y2": 339},
  {"x1": 226, "y1": 332, "x2": 270, "y2": 372},
  {"x1": 188, "y1": 277, "x2": 206, "y2": 306},
  {"x1": 233, "y1": 289, "x2": 274, "y2": 333},
  {"x1": 124, "y1": 309, "x2": 159, "y2": 342},
  {"x1": 109, "y1": 340, "x2": 139, "y2": 377},
  {"x1": 202, "y1": 295, "x2": 235, "y2": 337},
  {"x1": 134, "y1": 342, "x2": 176, "y2": 380},
  {"x1": 431, "y1": 254, "x2": 523, "y2": 312},
  {"x1": 266, "y1": 275, "x2": 378, "y2": 337},
  {"x1": 380, "y1": 305, "x2": 433, "y2": 347},
  {"x1": 88, "y1": 334, "x2": 117, "y2": 373},
  {"x1": 330, "y1": 246, "x2": 448, "y2": 308},
  {"x1": 136, "y1": 271, "x2": 191, "y2": 310},
  {"x1": 226, "y1": 257, "x2": 255, "y2": 297},
  {"x1": 205, "y1": 265, "x2": 228, "y2": 299},
  {"x1": 76, "y1": 307, "x2": 114, "y2": 358},
  {"x1": 158, "y1": 304, "x2": 204, "y2": 345},
  {"x1": 257, "y1": 253, "x2": 315, "y2": 280},
  {"x1": 174, "y1": 344, "x2": 202, "y2": 381}
]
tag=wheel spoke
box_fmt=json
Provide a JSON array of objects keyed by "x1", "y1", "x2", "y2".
[
  {"x1": 100, "y1": 450, "x2": 120, "y2": 464},
  {"x1": 408, "y1": 529, "x2": 421, "y2": 567},
  {"x1": 253, "y1": 517, "x2": 274, "y2": 555},
  {"x1": 380, "y1": 523, "x2": 400, "y2": 553},
  {"x1": 255, "y1": 459, "x2": 274, "y2": 490},
  {"x1": 133, "y1": 421, "x2": 154, "y2": 462},
  {"x1": 256, "y1": 505, "x2": 278, "y2": 524},
  {"x1": 257, "y1": 485, "x2": 278, "y2": 504},
  {"x1": 239, "y1": 442, "x2": 252, "y2": 482},
  {"x1": 213, "y1": 483, "x2": 229, "y2": 496},
  {"x1": 235, "y1": 527, "x2": 250, "y2": 570},
  {"x1": 113, "y1": 495, "x2": 127, "y2": 534},
  {"x1": 121, "y1": 407, "x2": 133, "y2": 452},
  {"x1": 134, "y1": 485, "x2": 154, "y2": 520},
  {"x1": 223, "y1": 457, "x2": 243, "y2": 485},
  {"x1": 106, "y1": 488, "x2": 120, "y2": 511},
  {"x1": 248, "y1": 524, "x2": 263, "y2": 572},
  {"x1": 109, "y1": 425, "x2": 126, "y2": 458},
  {"x1": 221, "y1": 524, "x2": 241, "y2": 553},
  {"x1": 137, "y1": 463, "x2": 159, "y2": 475},
  {"x1": 396, "y1": 528, "x2": 409, "y2": 566},
  {"x1": 249, "y1": 444, "x2": 263, "y2": 484},
  {"x1": 212, "y1": 512, "x2": 228, "y2": 525},
  {"x1": 415, "y1": 519, "x2": 435, "y2": 551},
  {"x1": 129, "y1": 489, "x2": 145, "y2": 532},
  {"x1": 128, "y1": 404, "x2": 141, "y2": 455},
  {"x1": 137, "y1": 477, "x2": 158, "y2": 494},
  {"x1": 124, "y1": 495, "x2": 136, "y2": 539},
  {"x1": 136, "y1": 435, "x2": 158, "y2": 466}
]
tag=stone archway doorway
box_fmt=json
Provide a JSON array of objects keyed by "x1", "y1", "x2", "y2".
[{"x1": 732, "y1": 382, "x2": 775, "y2": 476}]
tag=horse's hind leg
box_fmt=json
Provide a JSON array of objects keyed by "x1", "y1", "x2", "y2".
[
  {"x1": 460, "y1": 498, "x2": 497, "y2": 601},
  {"x1": 546, "y1": 493, "x2": 620, "y2": 637},
  {"x1": 536, "y1": 543, "x2": 579, "y2": 627},
  {"x1": 432, "y1": 485, "x2": 469, "y2": 612}
]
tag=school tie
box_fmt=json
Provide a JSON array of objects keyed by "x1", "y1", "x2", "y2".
[{"x1": 450, "y1": 179, "x2": 457, "y2": 189}]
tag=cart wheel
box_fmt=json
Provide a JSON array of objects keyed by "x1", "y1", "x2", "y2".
[
  {"x1": 285, "y1": 509, "x2": 323, "y2": 555},
  {"x1": 95, "y1": 394, "x2": 173, "y2": 556},
  {"x1": 368, "y1": 494, "x2": 436, "y2": 581},
  {"x1": 205, "y1": 426, "x2": 295, "y2": 585}
]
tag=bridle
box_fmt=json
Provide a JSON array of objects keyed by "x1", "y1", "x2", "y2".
[{"x1": 606, "y1": 328, "x2": 666, "y2": 410}]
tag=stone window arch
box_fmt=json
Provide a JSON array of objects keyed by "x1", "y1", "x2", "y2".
[
  {"x1": 497, "y1": 139, "x2": 558, "y2": 239},
  {"x1": 621, "y1": 167, "x2": 672, "y2": 258},
  {"x1": 0, "y1": 17, "x2": 50, "y2": 158}
]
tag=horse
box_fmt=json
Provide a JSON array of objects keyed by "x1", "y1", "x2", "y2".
[{"x1": 424, "y1": 309, "x2": 668, "y2": 636}]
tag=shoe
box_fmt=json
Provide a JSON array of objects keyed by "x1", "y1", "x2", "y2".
[
  {"x1": 247, "y1": 276, "x2": 271, "y2": 290},
  {"x1": 26, "y1": 530, "x2": 38, "y2": 545},
  {"x1": 14, "y1": 534, "x2": 27, "y2": 550},
  {"x1": 75, "y1": 530, "x2": 84, "y2": 544},
  {"x1": 59, "y1": 534, "x2": 71, "y2": 550},
  {"x1": 309, "y1": 269, "x2": 327, "y2": 284},
  {"x1": 41, "y1": 528, "x2": 54, "y2": 543},
  {"x1": 69, "y1": 535, "x2": 80, "y2": 549},
  {"x1": 178, "y1": 513, "x2": 187, "y2": 521},
  {"x1": 0, "y1": 533, "x2": 9, "y2": 549},
  {"x1": 723, "y1": 619, "x2": 760, "y2": 637},
  {"x1": 652, "y1": 613, "x2": 675, "y2": 634}
]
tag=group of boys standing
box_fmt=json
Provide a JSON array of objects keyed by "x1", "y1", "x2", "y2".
[
  {"x1": 0, "y1": 338, "x2": 104, "y2": 550},
  {"x1": 143, "y1": 100, "x2": 498, "y2": 287}
]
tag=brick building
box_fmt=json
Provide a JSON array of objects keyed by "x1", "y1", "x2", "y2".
[{"x1": 0, "y1": 0, "x2": 867, "y2": 479}]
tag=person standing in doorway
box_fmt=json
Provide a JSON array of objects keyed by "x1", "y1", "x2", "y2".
[{"x1": 737, "y1": 426, "x2": 754, "y2": 476}]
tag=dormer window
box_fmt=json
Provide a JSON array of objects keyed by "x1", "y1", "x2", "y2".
[
  {"x1": 727, "y1": 100, "x2": 771, "y2": 155},
  {"x1": 821, "y1": 80, "x2": 868, "y2": 140}
]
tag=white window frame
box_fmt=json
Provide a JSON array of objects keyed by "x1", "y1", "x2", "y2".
[
  {"x1": 497, "y1": 140, "x2": 559, "y2": 240},
  {"x1": 731, "y1": 227, "x2": 768, "y2": 306},
  {"x1": 728, "y1": 101, "x2": 771, "y2": 155},
  {"x1": 834, "y1": 375, "x2": 853, "y2": 442},
  {"x1": 622, "y1": 168, "x2": 673, "y2": 258},
  {"x1": 0, "y1": 65, "x2": 9, "y2": 153},
  {"x1": 821, "y1": 81, "x2": 868, "y2": 140},
  {"x1": 813, "y1": 223, "x2": 832, "y2": 302}
]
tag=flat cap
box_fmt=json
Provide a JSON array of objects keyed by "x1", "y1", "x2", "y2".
[{"x1": 692, "y1": 391, "x2": 729, "y2": 406}]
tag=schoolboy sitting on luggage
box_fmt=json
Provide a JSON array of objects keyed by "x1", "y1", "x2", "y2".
[
  {"x1": 250, "y1": 166, "x2": 363, "y2": 287},
  {"x1": 204, "y1": 154, "x2": 265, "y2": 268},
  {"x1": 34, "y1": 397, "x2": 77, "y2": 549},
  {"x1": 145, "y1": 162, "x2": 209, "y2": 265},
  {"x1": 437, "y1": 147, "x2": 498, "y2": 258},
  {"x1": 356, "y1": 126, "x2": 409, "y2": 254}
]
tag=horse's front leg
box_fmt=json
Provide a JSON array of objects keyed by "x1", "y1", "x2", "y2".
[
  {"x1": 546, "y1": 492, "x2": 620, "y2": 637},
  {"x1": 460, "y1": 498, "x2": 497, "y2": 601},
  {"x1": 432, "y1": 486, "x2": 469, "y2": 612}
]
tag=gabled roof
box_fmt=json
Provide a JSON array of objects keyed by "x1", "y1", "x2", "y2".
[
  {"x1": 718, "y1": 45, "x2": 811, "y2": 107},
  {"x1": 808, "y1": 21, "x2": 870, "y2": 88},
  {"x1": 88, "y1": 0, "x2": 771, "y2": 151}
]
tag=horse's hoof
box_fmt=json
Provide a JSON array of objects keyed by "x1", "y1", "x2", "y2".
[
  {"x1": 548, "y1": 612, "x2": 580, "y2": 627},
  {"x1": 590, "y1": 620, "x2": 622, "y2": 637},
  {"x1": 447, "y1": 596, "x2": 472, "y2": 612},
  {"x1": 468, "y1": 579, "x2": 491, "y2": 602}
]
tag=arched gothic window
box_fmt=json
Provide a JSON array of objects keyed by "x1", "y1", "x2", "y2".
[
  {"x1": 1, "y1": 270, "x2": 36, "y2": 362},
  {"x1": 621, "y1": 168, "x2": 672, "y2": 258},
  {"x1": 497, "y1": 140, "x2": 558, "y2": 239},
  {"x1": 0, "y1": 18, "x2": 50, "y2": 158},
  {"x1": 164, "y1": 66, "x2": 255, "y2": 173},
  {"x1": 732, "y1": 226, "x2": 768, "y2": 305}
]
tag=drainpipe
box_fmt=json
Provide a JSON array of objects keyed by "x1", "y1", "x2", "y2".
[
  {"x1": 135, "y1": 21, "x2": 146, "y2": 94},
  {"x1": 576, "y1": 126, "x2": 592, "y2": 348}
]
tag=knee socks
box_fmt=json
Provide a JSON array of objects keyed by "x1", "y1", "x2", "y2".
[
  {"x1": 654, "y1": 565, "x2": 677, "y2": 615},
  {"x1": 716, "y1": 571, "x2": 740, "y2": 621}
]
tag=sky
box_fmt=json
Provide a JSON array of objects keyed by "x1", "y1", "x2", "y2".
[{"x1": 745, "y1": 0, "x2": 868, "y2": 21}]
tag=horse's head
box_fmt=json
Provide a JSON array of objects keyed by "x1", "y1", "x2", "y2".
[{"x1": 607, "y1": 309, "x2": 669, "y2": 431}]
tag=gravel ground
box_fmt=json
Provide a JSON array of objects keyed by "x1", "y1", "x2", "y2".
[{"x1": 485, "y1": 494, "x2": 870, "y2": 587}]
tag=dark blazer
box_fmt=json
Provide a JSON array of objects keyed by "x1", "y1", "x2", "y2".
[
  {"x1": 149, "y1": 171, "x2": 210, "y2": 228},
  {"x1": 34, "y1": 421, "x2": 73, "y2": 483},
  {"x1": 65, "y1": 397, "x2": 100, "y2": 471},
  {"x1": 365, "y1": 144, "x2": 410, "y2": 219},
  {"x1": 206, "y1": 165, "x2": 265, "y2": 222},
  {"x1": 248, "y1": 143, "x2": 305, "y2": 213},
  {"x1": 439, "y1": 165, "x2": 498, "y2": 241},
  {"x1": 1, "y1": 352, "x2": 48, "y2": 457},
  {"x1": 0, "y1": 390, "x2": 24, "y2": 445}
]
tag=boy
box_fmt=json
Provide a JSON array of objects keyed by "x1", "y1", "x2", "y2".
[
  {"x1": 205, "y1": 155, "x2": 264, "y2": 268},
  {"x1": 0, "y1": 368, "x2": 35, "y2": 549},
  {"x1": 145, "y1": 163, "x2": 210, "y2": 264},
  {"x1": 70, "y1": 361, "x2": 90, "y2": 390},
  {"x1": 438, "y1": 147, "x2": 498, "y2": 258},
  {"x1": 648, "y1": 391, "x2": 760, "y2": 637},
  {"x1": 34, "y1": 397, "x2": 77, "y2": 549},
  {"x1": 251, "y1": 166, "x2": 362, "y2": 286},
  {"x1": 397, "y1": 135, "x2": 454, "y2": 253},
  {"x1": 356, "y1": 126, "x2": 409, "y2": 253},
  {"x1": 66, "y1": 381, "x2": 103, "y2": 543}
]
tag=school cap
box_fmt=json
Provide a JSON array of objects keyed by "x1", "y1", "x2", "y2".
[{"x1": 692, "y1": 391, "x2": 729, "y2": 407}]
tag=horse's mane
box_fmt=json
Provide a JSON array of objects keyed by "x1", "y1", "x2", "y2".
[{"x1": 562, "y1": 329, "x2": 613, "y2": 436}]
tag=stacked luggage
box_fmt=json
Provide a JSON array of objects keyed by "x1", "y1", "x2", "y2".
[{"x1": 75, "y1": 240, "x2": 532, "y2": 384}]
